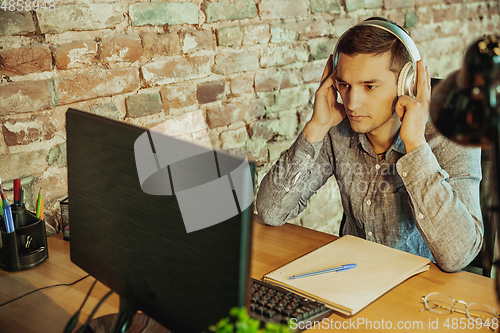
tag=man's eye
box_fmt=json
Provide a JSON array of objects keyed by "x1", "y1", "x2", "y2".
[
  {"x1": 366, "y1": 85, "x2": 376, "y2": 90},
  {"x1": 337, "y1": 83, "x2": 348, "y2": 89}
]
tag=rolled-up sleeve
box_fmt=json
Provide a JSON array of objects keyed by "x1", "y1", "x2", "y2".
[
  {"x1": 256, "y1": 131, "x2": 333, "y2": 226},
  {"x1": 396, "y1": 142, "x2": 483, "y2": 272}
]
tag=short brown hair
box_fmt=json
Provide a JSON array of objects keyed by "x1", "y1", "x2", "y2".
[{"x1": 336, "y1": 24, "x2": 412, "y2": 75}]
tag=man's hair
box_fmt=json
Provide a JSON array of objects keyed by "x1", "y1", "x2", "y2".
[{"x1": 336, "y1": 24, "x2": 412, "y2": 75}]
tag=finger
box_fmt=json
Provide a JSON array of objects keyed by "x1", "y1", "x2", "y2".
[
  {"x1": 395, "y1": 95, "x2": 413, "y2": 119},
  {"x1": 319, "y1": 70, "x2": 337, "y2": 92},
  {"x1": 320, "y1": 54, "x2": 334, "y2": 84},
  {"x1": 416, "y1": 60, "x2": 431, "y2": 101}
]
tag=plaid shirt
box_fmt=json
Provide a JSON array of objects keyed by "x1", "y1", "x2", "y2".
[{"x1": 256, "y1": 117, "x2": 483, "y2": 272}]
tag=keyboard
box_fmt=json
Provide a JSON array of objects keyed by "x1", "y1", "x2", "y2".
[{"x1": 249, "y1": 278, "x2": 334, "y2": 328}]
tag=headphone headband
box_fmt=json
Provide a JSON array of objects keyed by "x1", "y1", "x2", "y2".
[
  {"x1": 333, "y1": 18, "x2": 421, "y2": 68},
  {"x1": 332, "y1": 18, "x2": 421, "y2": 97}
]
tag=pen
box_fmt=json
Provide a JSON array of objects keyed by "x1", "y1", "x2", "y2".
[
  {"x1": 288, "y1": 264, "x2": 357, "y2": 280},
  {"x1": 3, "y1": 198, "x2": 15, "y2": 233}
]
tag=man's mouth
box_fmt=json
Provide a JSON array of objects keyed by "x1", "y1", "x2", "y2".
[{"x1": 348, "y1": 114, "x2": 368, "y2": 121}]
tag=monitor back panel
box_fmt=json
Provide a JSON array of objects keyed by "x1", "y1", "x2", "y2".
[{"x1": 66, "y1": 109, "x2": 252, "y2": 333}]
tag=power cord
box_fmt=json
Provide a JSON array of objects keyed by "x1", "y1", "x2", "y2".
[
  {"x1": 0, "y1": 274, "x2": 90, "y2": 308},
  {"x1": 75, "y1": 290, "x2": 115, "y2": 333},
  {"x1": 63, "y1": 278, "x2": 98, "y2": 333}
]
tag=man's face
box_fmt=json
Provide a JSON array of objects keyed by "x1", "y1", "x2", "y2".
[{"x1": 335, "y1": 52, "x2": 400, "y2": 135}]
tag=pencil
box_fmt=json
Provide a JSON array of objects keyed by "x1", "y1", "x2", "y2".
[{"x1": 36, "y1": 188, "x2": 43, "y2": 219}]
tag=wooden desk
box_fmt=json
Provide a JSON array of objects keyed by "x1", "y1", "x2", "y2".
[
  {"x1": 251, "y1": 221, "x2": 500, "y2": 332},
  {"x1": 0, "y1": 221, "x2": 498, "y2": 332}
]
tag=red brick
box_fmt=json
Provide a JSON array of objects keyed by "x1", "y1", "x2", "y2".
[
  {"x1": 433, "y1": 7, "x2": 456, "y2": 23},
  {"x1": 53, "y1": 41, "x2": 98, "y2": 70},
  {"x1": 100, "y1": 34, "x2": 143, "y2": 63},
  {"x1": 488, "y1": 2, "x2": 499, "y2": 16},
  {"x1": 409, "y1": 27, "x2": 435, "y2": 43},
  {"x1": 179, "y1": 30, "x2": 215, "y2": 53},
  {"x1": 260, "y1": 0, "x2": 308, "y2": 20},
  {"x1": 220, "y1": 127, "x2": 248, "y2": 149},
  {"x1": 2, "y1": 115, "x2": 56, "y2": 146},
  {"x1": 207, "y1": 99, "x2": 265, "y2": 128},
  {"x1": 299, "y1": 21, "x2": 332, "y2": 40},
  {"x1": 197, "y1": 80, "x2": 225, "y2": 104},
  {"x1": 301, "y1": 63, "x2": 324, "y2": 83},
  {"x1": 160, "y1": 83, "x2": 197, "y2": 113},
  {"x1": 251, "y1": 119, "x2": 279, "y2": 140},
  {"x1": 255, "y1": 69, "x2": 279, "y2": 92},
  {"x1": 0, "y1": 80, "x2": 53, "y2": 115},
  {"x1": 457, "y1": 6, "x2": 468, "y2": 20},
  {"x1": 387, "y1": 11, "x2": 406, "y2": 27},
  {"x1": 280, "y1": 69, "x2": 302, "y2": 89},
  {"x1": 243, "y1": 24, "x2": 270, "y2": 45},
  {"x1": 417, "y1": 8, "x2": 432, "y2": 25},
  {"x1": 0, "y1": 45, "x2": 52, "y2": 76},
  {"x1": 437, "y1": 22, "x2": 462, "y2": 37},
  {"x1": 230, "y1": 74, "x2": 254, "y2": 96},
  {"x1": 126, "y1": 93, "x2": 162, "y2": 118},
  {"x1": 141, "y1": 32, "x2": 181, "y2": 58},
  {"x1": 384, "y1": 0, "x2": 415, "y2": 9},
  {"x1": 141, "y1": 55, "x2": 212, "y2": 86},
  {"x1": 415, "y1": 0, "x2": 440, "y2": 6},
  {"x1": 55, "y1": 68, "x2": 140, "y2": 105}
]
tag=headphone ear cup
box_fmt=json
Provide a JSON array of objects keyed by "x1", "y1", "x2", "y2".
[{"x1": 397, "y1": 62, "x2": 415, "y2": 97}]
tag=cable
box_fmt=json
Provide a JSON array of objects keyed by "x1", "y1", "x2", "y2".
[
  {"x1": 64, "y1": 278, "x2": 98, "y2": 333},
  {"x1": 0, "y1": 274, "x2": 90, "y2": 308},
  {"x1": 76, "y1": 289, "x2": 115, "y2": 333}
]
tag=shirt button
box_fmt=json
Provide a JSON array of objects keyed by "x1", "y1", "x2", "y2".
[
  {"x1": 285, "y1": 187, "x2": 290, "y2": 192},
  {"x1": 305, "y1": 154, "x2": 311, "y2": 159},
  {"x1": 366, "y1": 200, "x2": 371, "y2": 205},
  {"x1": 368, "y1": 231, "x2": 373, "y2": 237},
  {"x1": 402, "y1": 172, "x2": 408, "y2": 177},
  {"x1": 375, "y1": 164, "x2": 380, "y2": 170},
  {"x1": 418, "y1": 213, "x2": 424, "y2": 219}
]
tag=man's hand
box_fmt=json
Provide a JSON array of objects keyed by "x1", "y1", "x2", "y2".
[
  {"x1": 304, "y1": 55, "x2": 346, "y2": 143},
  {"x1": 395, "y1": 60, "x2": 432, "y2": 153}
]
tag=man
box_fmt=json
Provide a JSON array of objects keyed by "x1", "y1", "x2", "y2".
[{"x1": 256, "y1": 18, "x2": 483, "y2": 272}]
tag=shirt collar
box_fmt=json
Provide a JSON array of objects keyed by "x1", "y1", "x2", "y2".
[{"x1": 349, "y1": 131, "x2": 406, "y2": 156}]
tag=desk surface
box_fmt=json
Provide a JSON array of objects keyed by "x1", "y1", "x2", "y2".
[{"x1": 0, "y1": 219, "x2": 498, "y2": 332}]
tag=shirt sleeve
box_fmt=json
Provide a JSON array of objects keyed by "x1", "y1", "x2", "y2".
[
  {"x1": 396, "y1": 142, "x2": 483, "y2": 272},
  {"x1": 256, "y1": 131, "x2": 334, "y2": 226}
]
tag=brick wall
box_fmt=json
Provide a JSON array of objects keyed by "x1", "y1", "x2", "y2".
[{"x1": 0, "y1": 0, "x2": 499, "y2": 234}]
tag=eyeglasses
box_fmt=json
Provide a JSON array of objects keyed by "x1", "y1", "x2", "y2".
[{"x1": 421, "y1": 292, "x2": 499, "y2": 332}]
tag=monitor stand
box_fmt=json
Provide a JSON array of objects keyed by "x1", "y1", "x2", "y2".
[{"x1": 87, "y1": 298, "x2": 170, "y2": 333}]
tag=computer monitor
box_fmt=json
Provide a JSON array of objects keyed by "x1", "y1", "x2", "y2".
[{"x1": 66, "y1": 108, "x2": 254, "y2": 333}]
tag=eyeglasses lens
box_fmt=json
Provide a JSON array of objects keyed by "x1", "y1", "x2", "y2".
[{"x1": 425, "y1": 293, "x2": 454, "y2": 314}]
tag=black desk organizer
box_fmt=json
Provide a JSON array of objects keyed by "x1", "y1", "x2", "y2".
[{"x1": 0, "y1": 205, "x2": 48, "y2": 271}]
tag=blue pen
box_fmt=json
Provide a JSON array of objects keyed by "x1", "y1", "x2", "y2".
[
  {"x1": 288, "y1": 264, "x2": 357, "y2": 280},
  {"x1": 2, "y1": 200, "x2": 15, "y2": 233}
]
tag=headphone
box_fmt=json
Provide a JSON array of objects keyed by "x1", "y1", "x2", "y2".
[{"x1": 332, "y1": 17, "x2": 421, "y2": 97}]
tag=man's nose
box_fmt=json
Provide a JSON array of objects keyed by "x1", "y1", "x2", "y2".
[{"x1": 344, "y1": 87, "x2": 363, "y2": 112}]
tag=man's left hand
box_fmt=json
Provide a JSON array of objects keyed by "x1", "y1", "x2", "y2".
[{"x1": 395, "y1": 60, "x2": 432, "y2": 153}]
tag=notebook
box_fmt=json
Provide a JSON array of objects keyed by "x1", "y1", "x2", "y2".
[{"x1": 263, "y1": 235, "x2": 430, "y2": 316}]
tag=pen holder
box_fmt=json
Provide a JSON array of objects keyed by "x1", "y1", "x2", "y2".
[{"x1": 0, "y1": 205, "x2": 48, "y2": 271}]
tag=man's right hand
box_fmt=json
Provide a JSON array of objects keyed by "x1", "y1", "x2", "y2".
[{"x1": 304, "y1": 54, "x2": 346, "y2": 143}]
